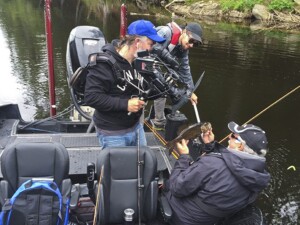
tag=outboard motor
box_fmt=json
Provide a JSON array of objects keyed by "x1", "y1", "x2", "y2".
[{"x1": 66, "y1": 26, "x2": 106, "y2": 120}]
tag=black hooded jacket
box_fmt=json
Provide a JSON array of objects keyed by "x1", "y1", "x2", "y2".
[
  {"x1": 84, "y1": 44, "x2": 143, "y2": 131},
  {"x1": 166, "y1": 142, "x2": 270, "y2": 225}
]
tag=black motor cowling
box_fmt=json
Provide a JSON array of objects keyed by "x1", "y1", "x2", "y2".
[{"x1": 66, "y1": 26, "x2": 106, "y2": 120}]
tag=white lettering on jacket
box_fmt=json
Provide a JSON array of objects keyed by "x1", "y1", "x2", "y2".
[{"x1": 117, "y1": 69, "x2": 140, "y2": 91}]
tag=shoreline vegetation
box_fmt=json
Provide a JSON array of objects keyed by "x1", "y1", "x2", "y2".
[{"x1": 163, "y1": 0, "x2": 300, "y2": 32}]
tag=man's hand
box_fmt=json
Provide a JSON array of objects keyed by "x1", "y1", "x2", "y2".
[
  {"x1": 201, "y1": 130, "x2": 215, "y2": 144},
  {"x1": 128, "y1": 97, "x2": 145, "y2": 113},
  {"x1": 176, "y1": 139, "x2": 189, "y2": 155},
  {"x1": 190, "y1": 92, "x2": 198, "y2": 105}
]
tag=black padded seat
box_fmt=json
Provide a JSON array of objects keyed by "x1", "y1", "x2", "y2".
[
  {"x1": 95, "y1": 146, "x2": 158, "y2": 224},
  {"x1": 0, "y1": 142, "x2": 71, "y2": 207}
]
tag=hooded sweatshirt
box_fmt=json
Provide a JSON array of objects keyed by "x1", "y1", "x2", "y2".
[
  {"x1": 84, "y1": 44, "x2": 143, "y2": 131},
  {"x1": 166, "y1": 142, "x2": 270, "y2": 225}
]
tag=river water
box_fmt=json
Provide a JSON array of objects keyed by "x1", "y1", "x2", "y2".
[{"x1": 0, "y1": 0, "x2": 300, "y2": 224}]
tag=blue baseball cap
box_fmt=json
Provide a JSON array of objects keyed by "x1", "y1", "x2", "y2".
[{"x1": 127, "y1": 20, "x2": 165, "y2": 43}]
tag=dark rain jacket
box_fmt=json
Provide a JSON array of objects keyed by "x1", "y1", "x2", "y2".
[
  {"x1": 166, "y1": 142, "x2": 270, "y2": 225},
  {"x1": 84, "y1": 44, "x2": 143, "y2": 131}
]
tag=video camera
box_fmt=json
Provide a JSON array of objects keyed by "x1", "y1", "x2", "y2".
[{"x1": 133, "y1": 51, "x2": 191, "y2": 113}]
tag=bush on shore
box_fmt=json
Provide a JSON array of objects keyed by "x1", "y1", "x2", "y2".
[{"x1": 191, "y1": 0, "x2": 296, "y2": 12}]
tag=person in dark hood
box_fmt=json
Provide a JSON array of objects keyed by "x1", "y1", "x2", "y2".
[
  {"x1": 165, "y1": 121, "x2": 270, "y2": 225},
  {"x1": 84, "y1": 20, "x2": 165, "y2": 148}
]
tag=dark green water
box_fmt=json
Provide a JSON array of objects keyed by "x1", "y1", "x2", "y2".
[{"x1": 0, "y1": 0, "x2": 300, "y2": 223}]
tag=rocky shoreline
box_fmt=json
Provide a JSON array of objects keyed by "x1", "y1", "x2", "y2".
[{"x1": 165, "y1": 0, "x2": 300, "y2": 32}]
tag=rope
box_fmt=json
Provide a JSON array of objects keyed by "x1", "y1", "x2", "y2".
[{"x1": 219, "y1": 85, "x2": 300, "y2": 143}]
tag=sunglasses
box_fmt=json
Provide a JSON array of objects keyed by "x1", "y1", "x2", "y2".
[
  {"x1": 186, "y1": 33, "x2": 200, "y2": 47},
  {"x1": 230, "y1": 133, "x2": 242, "y2": 143},
  {"x1": 188, "y1": 38, "x2": 200, "y2": 47}
]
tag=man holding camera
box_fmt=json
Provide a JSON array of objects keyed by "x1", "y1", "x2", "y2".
[
  {"x1": 151, "y1": 21, "x2": 203, "y2": 130},
  {"x1": 84, "y1": 20, "x2": 165, "y2": 148}
]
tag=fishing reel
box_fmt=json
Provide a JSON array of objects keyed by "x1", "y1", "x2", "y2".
[{"x1": 133, "y1": 50, "x2": 190, "y2": 110}]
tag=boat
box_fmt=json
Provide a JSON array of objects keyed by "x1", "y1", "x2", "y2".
[
  {"x1": 0, "y1": 12, "x2": 188, "y2": 225},
  {"x1": 0, "y1": 2, "x2": 266, "y2": 225}
]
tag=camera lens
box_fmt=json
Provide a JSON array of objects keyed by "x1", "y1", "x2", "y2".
[{"x1": 160, "y1": 49, "x2": 179, "y2": 69}]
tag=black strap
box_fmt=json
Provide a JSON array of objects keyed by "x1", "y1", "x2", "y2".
[{"x1": 89, "y1": 52, "x2": 123, "y2": 81}]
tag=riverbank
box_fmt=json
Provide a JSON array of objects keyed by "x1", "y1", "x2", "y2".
[{"x1": 165, "y1": 0, "x2": 300, "y2": 32}]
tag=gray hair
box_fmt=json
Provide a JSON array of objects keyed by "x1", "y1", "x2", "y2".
[
  {"x1": 238, "y1": 136, "x2": 267, "y2": 157},
  {"x1": 243, "y1": 143, "x2": 267, "y2": 157},
  {"x1": 117, "y1": 35, "x2": 148, "y2": 50}
]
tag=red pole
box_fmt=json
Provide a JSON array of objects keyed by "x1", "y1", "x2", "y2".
[
  {"x1": 120, "y1": 3, "x2": 127, "y2": 39},
  {"x1": 44, "y1": 0, "x2": 56, "y2": 116}
]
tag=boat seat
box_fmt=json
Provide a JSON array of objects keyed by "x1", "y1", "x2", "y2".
[
  {"x1": 0, "y1": 142, "x2": 72, "y2": 207},
  {"x1": 94, "y1": 146, "x2": 158, "y2": 224}
]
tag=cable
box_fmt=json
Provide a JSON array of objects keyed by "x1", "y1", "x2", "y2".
[{"x1": 19, "y1": 104, "x2": 74, "y2": 130}]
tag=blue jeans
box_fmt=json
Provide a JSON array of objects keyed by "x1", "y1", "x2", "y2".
[{"x1": 97, "y1": 123, "x2": 147, "y2": 149}]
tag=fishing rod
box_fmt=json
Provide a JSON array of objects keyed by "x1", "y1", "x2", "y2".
[
  {"x1": 93, "y1": 165, "x2": 104, "y2": 225},
  {"x1": 137, "y1": 128, "x2": 143, "y2": 225},
  {"x1": 143, "y1": 120, "x2": 175, "y2": 171},
  {"x1": 143, "y1": 120, "x2": 179, "y2": 159},
  {"x1": 219, "y1": 84, "x2": 300, "y2": 143}
]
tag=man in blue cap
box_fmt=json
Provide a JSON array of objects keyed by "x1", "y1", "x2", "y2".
[
  {"x1": 150, "y1": 22, "x2": 203, "y2": 130},
  {"x1": 85, "y1": 20, "x2": 165, "y2": 148}
]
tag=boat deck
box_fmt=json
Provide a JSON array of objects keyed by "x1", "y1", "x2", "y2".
[{"x1": 0, "y1": 119, "x2": 175, "y2": 178}]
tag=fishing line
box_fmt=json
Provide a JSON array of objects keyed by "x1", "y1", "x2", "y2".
[
  {"x1": 145, "y1": 84, "x2": 300, "y2": 159},
  {"x1": 219, "y1": 84, "x2": 300, "y2": 143}
]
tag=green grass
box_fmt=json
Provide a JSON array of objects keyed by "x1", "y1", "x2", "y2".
[
  {"x1": 184, "y1": 0, "x2": 296, "y2": 13},
  {"x1": 268, "y1": 0, "x2": 295, "y2": 11},
  {"x1": 220, "y1": 0, "x2": 263, "y2": 11},
  {"x1": 218, "y1": 0, "x2": 295, "y2": 12}
]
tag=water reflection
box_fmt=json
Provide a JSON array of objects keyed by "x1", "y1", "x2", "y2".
[
  {"x1": 0, "y1": 22, "x2": 37, "y2": 121},
  {"x1": 0, "y1": 0, "x2": 300, "y2": 224}
]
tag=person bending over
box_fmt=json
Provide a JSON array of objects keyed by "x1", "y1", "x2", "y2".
[
  {"x1": 164, "y1": 121, "x2": 270, "y2": 225},
  {"x1": 151, "y1": 21, "x2": 203, "y2": 130}
]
